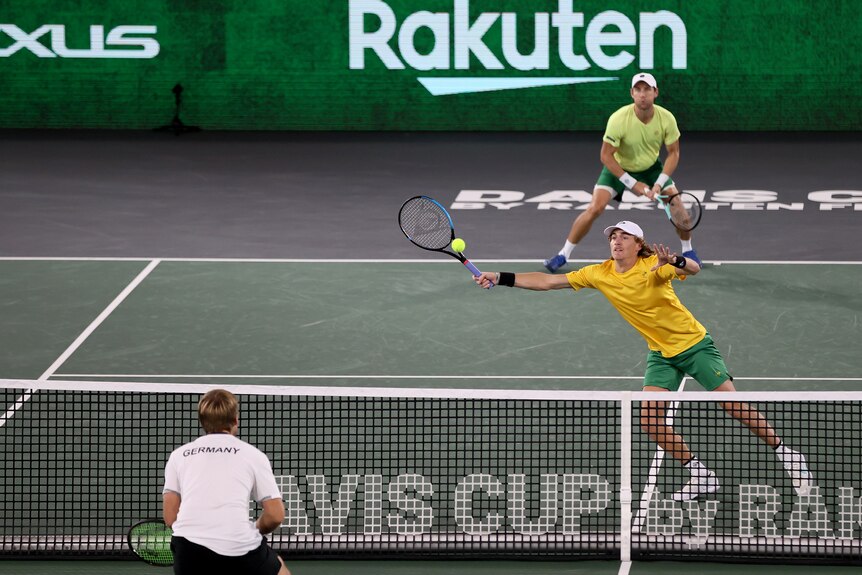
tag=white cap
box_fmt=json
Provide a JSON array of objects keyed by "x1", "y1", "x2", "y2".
[
  {"x1": 603, "y1": 220, "x2": 644, "y2": 239},
  {"x1": 631, "y1": 72, "x2": 657, "y2": 89}
]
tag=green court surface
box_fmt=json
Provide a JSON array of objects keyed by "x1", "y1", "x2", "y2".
[
  {"x1": 2, "y1": 259, "x2": 859, "y2": 387},
  {"x1": 1, "y1": 259, "x2": 861, "y2": 575}
]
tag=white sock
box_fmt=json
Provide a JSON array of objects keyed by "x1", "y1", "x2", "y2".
[
  {"x1": 681, "y1": 240, "x2": 693, "y2": 252},
  {"x1": 684, "y1": 457, "x2": 709, "y2": 477},
  {"x1": 560, "y1": 240, "x2": 576, "y2": 260}
]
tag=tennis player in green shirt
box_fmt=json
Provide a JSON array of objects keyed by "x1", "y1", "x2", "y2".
[
  {"x1": 544, "y1": 72, "x2": 701, "y2": 273},
  {"x1": 478, "y1": 220, "x2": 813, "y2": 501}
]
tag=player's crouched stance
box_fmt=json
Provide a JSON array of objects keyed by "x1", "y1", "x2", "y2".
[
  {"x1": 163, "y1": 389, "x2": 290, "y2": 575},
  {"x1": 474, "y1": 220, "x2": 813, "y2": 501}
]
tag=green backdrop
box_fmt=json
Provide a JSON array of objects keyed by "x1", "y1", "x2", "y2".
[{"x1": 2, "y1": 0, "x2": 860, "y2": 130}]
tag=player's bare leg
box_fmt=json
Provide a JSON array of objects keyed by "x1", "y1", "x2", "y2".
[
  {"x1": 663, "y1": 185, "x2": 700, "y2": 263},
  {"x1": 567, "y1": 187, "x2": 614, "y2": 243},
  {"x1": 640, "y1": 396, "x2": 693, "y2": 462},
  {"x1": 642, "y1": 386, "x2": 718, "y2": 501},
  {"x1": 712, "y1": 380, "x2": 779, "y2": 447},
  {"x1": 544, "y1": 187, "x2": 613, "y2": 272}
]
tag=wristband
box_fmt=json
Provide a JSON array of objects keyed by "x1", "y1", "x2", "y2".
[
  {"x1": 672, "y1": 256, "x2": 687, "y2": 269},
  {"x1": 655, "y1": 173, "x2": 670, "y2": 188},
  {"x1": 498, "y1": 272, "x2": 515, "y2": 287},
  {"x1": 619, "y1": 172, "x2": 637, "y2": 190}
]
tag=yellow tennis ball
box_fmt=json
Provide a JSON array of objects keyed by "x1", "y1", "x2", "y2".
[{"x1": 451, "y1": 238, "x2": 466, "y2": 252}]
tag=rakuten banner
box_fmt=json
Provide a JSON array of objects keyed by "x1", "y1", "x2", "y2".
[{"x1": 2, "y1": 1, "x2": 860, "y2": 129}]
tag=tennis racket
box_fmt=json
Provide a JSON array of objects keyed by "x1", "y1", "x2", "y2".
[
  {"x1": 398, "y1": 195, "x2": 491, "y2": 284},
  {"x1": 656, "y1": 191, "x2": 702, "y2": 232},
  {"x1": 127, "y1": 519, "x2": 173, "y2": 567}
]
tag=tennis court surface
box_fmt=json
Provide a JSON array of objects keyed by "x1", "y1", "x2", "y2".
[
  {"x1": 2, "y1": 129, "x2": 861, "y2": 574},
  {"x1": 1, "y1": 257, "x2": 861, "y2": 574}
]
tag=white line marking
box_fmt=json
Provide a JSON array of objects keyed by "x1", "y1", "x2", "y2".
[
  {"x1": 53, "y1": 374, "x2": 646, "y2": 380},
  {"x1": 618, "y1": 560, "x2": 633, "y2": 575},
  {"x1": 51, "y1": 373, "x2": 862, "y2": 381},
  {"x1": 0, "y1": 257, "x2": 861, "y2": 264},
  {"x1": 0, "y1": 260, "x2": 162, "y2": 428}
]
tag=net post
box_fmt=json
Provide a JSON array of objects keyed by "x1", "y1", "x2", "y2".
[{"x1": 619, "y1": 391, "x2": 633, "y2": 563}]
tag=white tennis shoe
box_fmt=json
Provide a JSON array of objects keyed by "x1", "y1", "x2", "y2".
[
  {"x1": 778, "y1": 446, "x2": 814, "y2": 497},
  {"x1": 672, "y1": 469, "x2": 719, "y2": 502}
]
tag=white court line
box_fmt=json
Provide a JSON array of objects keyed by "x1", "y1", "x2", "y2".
[
  {"x1": 51, "y1": 373, "x2": 862, "y2": 381},
  {"x1": 618, "y1": 560, "x2": 633, "y2": 575},
  {"x1": 54, "y1": 373, "x2": 646, "y2": 380},
  {"x1": 1, "y1": 257, "x2": 861, "y2": 264},
  {"x1": 0, "y1": 259, "x2": 162, "y2": 428}
]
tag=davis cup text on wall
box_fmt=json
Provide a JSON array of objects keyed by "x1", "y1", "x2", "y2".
[
  {"x1": 0, "y1": 24, "x2": 159, "y2": 58},
  {"x1": 349, "y1": 0, "x2": 687, "y2": 95},
  {"x1": 450, "y1": 190, "x2": 862, "y2": 212}
]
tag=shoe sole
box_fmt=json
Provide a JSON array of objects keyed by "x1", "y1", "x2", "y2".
[{"x1": 671, "y1": 482, "x2": 719, "y2": 502}]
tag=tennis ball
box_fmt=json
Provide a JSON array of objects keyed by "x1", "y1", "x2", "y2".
[{"x1": 451, "y1": 238, "x2": 466, "y2": 253}]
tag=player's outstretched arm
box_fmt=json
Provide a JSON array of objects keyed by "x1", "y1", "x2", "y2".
[{"x1": 474, "y1": 271, "x2": 571, "y2": 291}]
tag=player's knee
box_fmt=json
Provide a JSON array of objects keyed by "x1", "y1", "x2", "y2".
[{"x1": 584, "y1": 202, "x2": 607, "y2": 220}]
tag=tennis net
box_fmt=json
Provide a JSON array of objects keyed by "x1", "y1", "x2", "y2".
[{"x1": 1, "y1": 380, "x2": 860, "y2": 564}]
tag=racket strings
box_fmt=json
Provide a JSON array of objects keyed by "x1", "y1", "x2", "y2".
[
  {"x1": 399, "y1": 197, "x2": 452, "y2": 250},
  {"x1": 668, "y1": 193, "x2": 702, "y2": 232},
  {"x1": 130, "y1": 522, "x2": 173, "y2": 565}
]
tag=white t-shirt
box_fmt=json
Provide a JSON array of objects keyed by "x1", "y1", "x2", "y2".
[{"x1": 163, "y1": 433, "x2": 281, "y2": 556}]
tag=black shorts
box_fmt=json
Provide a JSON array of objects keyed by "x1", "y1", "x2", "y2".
[{"x1": 172, "y1": 536, "x2": 281, "y2": 575}]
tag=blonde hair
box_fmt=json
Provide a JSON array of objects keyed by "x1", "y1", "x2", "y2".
[
  {"x1": 198, "y1": 389, "x2": 239, "y2": 433},
  {"x1": 637, "y1": 239, "x2": 655, "y2": 258}
]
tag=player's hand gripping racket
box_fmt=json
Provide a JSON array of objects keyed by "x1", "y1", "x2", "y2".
[
  {"x1": 656, "y1": 191, "x2": 703, "y2": 232},
  {"x1": 127, "y1": 519, "x2": 173, "y2": 567},
  {"x1": 398, "y1": 195, "x2": 491, "y2": 285}
]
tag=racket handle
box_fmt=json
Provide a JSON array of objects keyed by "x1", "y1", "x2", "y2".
[{"x1": 463, "y1": 260, "x2": 494, "y2": 288}]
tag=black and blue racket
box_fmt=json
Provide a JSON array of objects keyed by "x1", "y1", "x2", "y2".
[
  {"x1": 657, "y1": 191, "x2": 703, "y2": 232},
  {"x1": 398, "y1": 195, "x2": 490, "y2": 283}
]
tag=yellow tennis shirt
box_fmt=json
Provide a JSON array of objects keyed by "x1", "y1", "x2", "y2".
[
  {"x1": 602, "y1": 104, "x2": 680, "y2": 172},
  {"x1": 566, "y1": 256, "x2": 706, "y2": 357}
]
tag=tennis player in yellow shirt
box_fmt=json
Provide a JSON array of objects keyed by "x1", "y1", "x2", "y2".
[
  {"x1": 544, "y1": 72, "x2": 700, "y2": 273},
  {"x1": 476, "y1": 220, "x2": 813, "y2": 501}
]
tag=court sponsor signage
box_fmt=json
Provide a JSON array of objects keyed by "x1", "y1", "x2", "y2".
[
  {"x1": 0, "y1": 24, "x2": 159, "y2": 58},
  {"x1": 451, "y1": 190, "x2": 862, "y2": 212},
  {"x1": 349, "y1": 0, "x2": 686, "y2": 95},
  {"x1": 272, "y1": 473, "x2": 862, "y2": 543},
  {"x1": 2, "y1": 1, "x2": 860, "y2": 129}
]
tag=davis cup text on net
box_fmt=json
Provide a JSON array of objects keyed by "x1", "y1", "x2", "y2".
[{"x1": 273, "y1": 473, "x2": 862, "y2": 544}]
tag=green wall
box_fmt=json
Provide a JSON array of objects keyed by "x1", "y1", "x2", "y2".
[{"x1": 2, "y1": 1, "x2": 860, "y2": 130}]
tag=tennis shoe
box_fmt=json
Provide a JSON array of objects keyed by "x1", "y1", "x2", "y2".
[
  {"x1": 543, "y1": 254, "x2": 567, "y2": 273},
  {"x1": 671, "y1": 470, "x2": 719, "y2": 502},
  {"x1": 682, "y1": 249, "x2": 702, "y2": 266},
  {"x1": 780, "y1": 448, "x2": 814, "y2": 497}
]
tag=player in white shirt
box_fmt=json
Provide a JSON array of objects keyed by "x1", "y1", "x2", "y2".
[{"x1": 163, "y1": 389, "x2": 290, "y2": 575}]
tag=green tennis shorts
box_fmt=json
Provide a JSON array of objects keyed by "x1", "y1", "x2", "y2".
[
  {"x1": 642, "y1": 334, "x2": 731, "y2": 391},
  {"x1": 596, "y1": 160, "x2": 674, "y2": 202}
]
